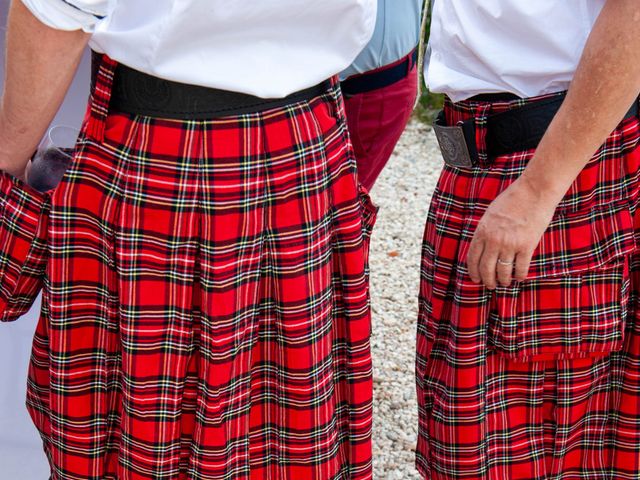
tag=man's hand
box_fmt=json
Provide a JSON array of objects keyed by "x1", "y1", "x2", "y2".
[
  {"x1": 465, "y1": 0, "x2": 640, "y2": 289},
  {"x1": 0, "y1": 0, "x2": 90, "y2": 178},
  {"x1": 466, "y1": 177, "x2": 559, "y2": 289}
]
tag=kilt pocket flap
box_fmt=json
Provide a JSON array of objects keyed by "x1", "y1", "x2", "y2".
[
  {"x1": 0, "y1": 170, "x2": 51, "y2": 322},
  {"x1": 488, "y1": 251, "x2": 631, "y2": 362},
  {"x1": 527, "y1": 200, "x2": 636, "y2": 279},
  {"x1": 488, "y1": 201, "x2": 635, "y2": 361}
]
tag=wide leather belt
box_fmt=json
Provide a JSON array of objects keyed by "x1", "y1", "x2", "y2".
[
  {"x1": 90, "y1": 50, "x2": 332, "y2": 120},
  {"x1": 340, "y1": 47, "x2": 418, "y2": 97},
  {"x1": 433, "y1": 92, "x2": 640, "y2": 168}
]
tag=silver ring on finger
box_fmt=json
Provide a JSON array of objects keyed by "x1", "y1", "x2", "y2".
[{"x1": 497, "y1": 258, "x2": 514, "y2": 266}]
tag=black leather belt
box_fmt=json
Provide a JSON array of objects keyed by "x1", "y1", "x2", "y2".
[
  {"x1": 433, "y1": 92, "x2": 640, "y2": 168},
  {"x1": 90, "y1": 50, "x2": 332, "y2": 120},
  {"x1": 340, "y1": 47, "x2": 418, "y2": 97}
]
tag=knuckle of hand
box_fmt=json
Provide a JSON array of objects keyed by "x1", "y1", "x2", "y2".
[
  {"x1": 515, "y1": 267, "x2": 528, "y2": 279},
  {"x1": 476, "y1": 224, "x2": 489, "y2": 238},
  {"x1": 487, "y1": 236, "x2": 499, "y2": 246},
  {"x1": 506, "y1": 239, "x2": 521, "y2": 250}
]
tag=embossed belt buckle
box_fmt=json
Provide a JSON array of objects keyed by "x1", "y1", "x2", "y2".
[{"x1": 433, "y1": 111, "x2": 474, "y2": 168}]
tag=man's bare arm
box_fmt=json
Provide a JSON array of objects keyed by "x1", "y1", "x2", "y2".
[
  {"x1": 0, "y1": 0, "x2": 90, "y2": 180},
  {"x1": 467, "y1": 0, "x2": 640, "y2": 288},
  {"x1": 520, "y1": 0, "x2": 640, "y2": 203}
]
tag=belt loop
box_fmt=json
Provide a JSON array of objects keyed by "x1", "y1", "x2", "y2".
[
  {"x1": 329, "y1": 74, "x2": 346, "y2": 120},
  {"x1": 85, "y1": 51, "x2": 118, "y2": 144},
  {"x1": 329, "y1": 74, "x2": 340, "y2": 91},
  {"x1": 473, "y1": 103, "x2": 492, "y2": 168},
  {"x1": 328, "y1": 74, "x2": 354, "y2": 148}
]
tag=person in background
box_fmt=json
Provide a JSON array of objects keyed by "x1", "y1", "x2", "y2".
[
  {"x1": 340, "y1": 0, "x2": 425, "y2": 193},
  {"x1": 0, "y1": 0, "x2": 378, "y2": 478},
  {"x1": 416, "y1": 0, "x2": 640, "y2": 478}
]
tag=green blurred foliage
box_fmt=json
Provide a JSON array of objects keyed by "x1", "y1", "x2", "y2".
[
  {"x1": 414, "y1": 90, "x2": 444, "y2": 125},
  {"x1": 413, "y1": 5, "x2": 444, "y2": 125}
]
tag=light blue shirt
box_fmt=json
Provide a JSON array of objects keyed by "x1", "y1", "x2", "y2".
[{"x1": 340, "y1": 0, "x2": 424, "y2": 81}]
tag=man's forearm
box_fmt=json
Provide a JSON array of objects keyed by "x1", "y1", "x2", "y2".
[
  {"x1": 520, "y1": 0, "x2": 640, "y2": 202},
  {"x1": 0, "y1": 0, "x2": 90, "y2": 179}
]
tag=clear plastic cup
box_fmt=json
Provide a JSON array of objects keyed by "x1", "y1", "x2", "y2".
[{"x1": 26, "y1": 125, "x2": 79, "y2": 193}]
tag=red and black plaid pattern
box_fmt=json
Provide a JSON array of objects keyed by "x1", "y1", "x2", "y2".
[
  {"x1": 416, "y1": 92, "x2": 640, "y2": 478},
  {"x1": 26, "y1": 55, "x2": 376, "y2": 480},
  {"x1": 0, "y1": 170, "x2": 50, "y2": 322}
]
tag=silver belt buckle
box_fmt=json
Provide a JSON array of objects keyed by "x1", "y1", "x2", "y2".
[{"x1": 433, "y1": 114, "x2": 474, "y2": 168}]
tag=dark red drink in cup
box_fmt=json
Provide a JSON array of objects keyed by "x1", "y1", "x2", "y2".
[{"x1": 27, "y1": 126, "x2": 78, "y2": 193}]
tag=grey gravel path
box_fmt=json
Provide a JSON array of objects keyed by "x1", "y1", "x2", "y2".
[{"x1": 368, "y1": 120, "x2": 442, "y2": 479}]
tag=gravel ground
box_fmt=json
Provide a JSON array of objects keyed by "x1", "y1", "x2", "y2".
[{"x1": 368, "y1": 120, "x2": 442, "y2": 479}]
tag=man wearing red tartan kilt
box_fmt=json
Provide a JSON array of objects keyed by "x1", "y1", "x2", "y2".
[
  {"x1": 1, "y1": 1, "x2": 378, "y2": 479},
  {"x1": 417, "y1": 0, "x2": 640, "y2": 478}
]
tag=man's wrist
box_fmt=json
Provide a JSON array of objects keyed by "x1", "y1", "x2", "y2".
[
  {"x1": 0, "y1": 115, "x2": 37, "y2": 176},
  {"x1": 518, "y1": 165, "x2": 571, "y2": 207},
  {"x1": 518, "y1": 130, "x2": 588, "y2": 207},
  {"x1": 0, "y1": 155, "x2": 29, "y2": 181},
  {"x1": 0, "y1": 142, "x2": 34, "y2": 179}
]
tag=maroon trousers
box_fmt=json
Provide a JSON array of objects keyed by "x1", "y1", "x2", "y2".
[{"x1": 343, "y1": 54, "x2": 419, "y2": 192}]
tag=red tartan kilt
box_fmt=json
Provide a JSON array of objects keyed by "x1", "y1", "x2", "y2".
[
  {"x1": 0, "y1": 171, "x2": 50, "y2": 323},
  {"x1": 416, "y1": 92, "x2": 640, "y2": 478},
  {"x1": 25, "y1": 56, "x2": 376, "y2": 480}
]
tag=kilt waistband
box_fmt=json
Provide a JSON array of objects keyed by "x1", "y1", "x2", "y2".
[
  {"x1": 90, "y1": 50, "x2": 332, "y2": 120},
  {"x1": 433, "y1": 90, "x2": 640, "y2": 168}
]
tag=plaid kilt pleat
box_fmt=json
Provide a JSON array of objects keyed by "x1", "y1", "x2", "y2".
[
  {"x1": 25, "y1": 56, "x2": 375, "y2": 480},
  {"x1": 416, "y1": 92, "x2": 640, "y2": 479}
]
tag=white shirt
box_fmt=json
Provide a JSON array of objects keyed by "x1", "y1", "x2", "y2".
[
  {"x1": 340, "y1": 0, "x2": 423, "y2": 81},
  {"x1": 21, "y1": 0, "x2": 377, "y2": 98},
  {"x1": 425, "y1": 0, "x2": 607, "y2": 102}
]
